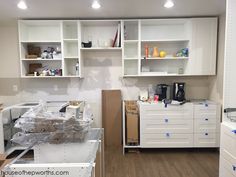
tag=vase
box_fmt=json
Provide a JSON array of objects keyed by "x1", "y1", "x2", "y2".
[{"x1": 153, "y1": 47, "x2": 159, "y2": 57}]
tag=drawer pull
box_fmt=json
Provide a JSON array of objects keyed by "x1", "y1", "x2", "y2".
[
  {"x1": 232, "y1": 130, "x2": 236, "y2": 134},
  {"x1": 205, "y1": 103, "x2": 208, "y2": 107},
  {"x1": 205, "y1": 118, "x2": 209, "y2": 121},
  {"x1": 205, "y1": 133, "x2": 208, "y2": 136},
  {"x1": 166, "y1": 133, "x2": 170, "y2": 137},
  {"x1": 233, "y1": 165, "x2": 236, "y2": 171},
  {"x1": 165, "y1": 119, "x2": 169, "y2": 123}
]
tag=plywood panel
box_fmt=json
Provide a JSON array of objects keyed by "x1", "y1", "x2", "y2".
[{"x1": 102, "y1": 90, "x2": 122, "y2": 147}]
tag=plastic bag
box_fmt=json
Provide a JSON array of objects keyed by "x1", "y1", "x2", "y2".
[
  {"x1": 12, "y1": 132, "x2": 50, "y2": 146},
  {"x1": 12, "y1": 101, "x2": 94, "y2": 146},
  {"x1": 83, "y1": 104, "x2": 94, "y2": 121}
]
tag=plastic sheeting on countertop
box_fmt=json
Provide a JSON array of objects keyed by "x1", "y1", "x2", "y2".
[{"x1": 11, "y1": 101, "x2": 94, "y2": 146}]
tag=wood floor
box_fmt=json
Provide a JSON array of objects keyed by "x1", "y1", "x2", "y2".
[
  {"x1": 0, "y1": 148, "x2": 219, "y2": 177},
  {"x1": 105, "y1": 147, "x2": 219, "y2": 177}
]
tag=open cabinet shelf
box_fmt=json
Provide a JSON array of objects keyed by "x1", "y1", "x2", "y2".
[
  {"x1": 80, "y1": 20, "x2": 122, "y2": 48},
  {"x1": 20, "y1": 41, "x2": 62, "y2": 43},
  {"x1": 141, "y1": 57, "x2": 189, "y2": 60},
  {"x1": 141, "y1": 39, "x2": 190, "y2": 42},
  {"x1": 18, "y1": 20, "x2": 81, "y2": 78},
  {"x1": 80, "y1": 47, "x2": 122, "y2": 51},
  {"x1": 19, "y1": 20, "x2": 62, "y2": 42},
  {"x1": 122, "y1": 19, "x2": 194, "y2": 77},
  {"x1": 18, "y1": 18, "x2": 217, "y2": 78},
  {"x1": 21, "y1": 59, "x2": 62, "y2": 61}
]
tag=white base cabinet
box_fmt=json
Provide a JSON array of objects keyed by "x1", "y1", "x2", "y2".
[
  {"x1": 140, "y1": 102, "x2": 194, "y2": 147},
  {"x1": 138, "y1": 101, "x2": 220, "y2": 148},
  {"x1": 193, "y1": 102, "x2": 220, "y2": 147},
  {"x1": 220, "y1": 122, "x2": 236, "y2": 177}
]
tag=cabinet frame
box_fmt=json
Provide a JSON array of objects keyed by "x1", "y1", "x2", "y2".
[{"x1": 18, "y1": 18, "x2": 218, "y2": 78}]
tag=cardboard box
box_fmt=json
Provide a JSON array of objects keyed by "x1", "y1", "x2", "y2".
[
  {"x1": 29, "y1": 63, "x2": 42, "y2": 74},
  {"x1": 125, "y1": 101, "x2": 139, "y2": 144},
  {"x1": 126, "y1": 113, "x2": 139, "y2": 144}
]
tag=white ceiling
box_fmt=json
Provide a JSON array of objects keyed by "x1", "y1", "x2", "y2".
[{"x1": 0, "y1": 0, "x2": 226, "y2": 23}]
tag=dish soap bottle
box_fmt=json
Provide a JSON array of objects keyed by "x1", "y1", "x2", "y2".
[{"x1": 75, "y1": 60, "x2": 79, "y2": 76}]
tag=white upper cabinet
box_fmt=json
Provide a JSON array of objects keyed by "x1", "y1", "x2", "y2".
[
  {"x1": 17, "y1": 18, "x2": 218, "y2": 78},
  {"x1": 19, "y1": 20, "x2": 62, "y2": 42},
  {"x1": 223, "y1": 0, "x2": 236, "y2": 116},
  {"x1": 186, "y1": 18, "x2": 218, "y2": 75},
  {"x1": 140, "y1": 19, "x2": 191, "y2": 41},
  {"x1": 122, "y1": 18, "x2": 218, "y2": 77}
]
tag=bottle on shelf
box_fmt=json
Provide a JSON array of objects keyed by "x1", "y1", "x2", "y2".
[
  {"x1": 145, "y1": 45, "x2": 149, "y2": 58},
  {"x1": 124, "y1": 25, "x2": 128, "y2": 40},
  {"x1": 153, "y1": 47, "x2": 159, "y2": 57},
  {"x1": 75, "y1": 60, "x2": 79, "y2": 76}
]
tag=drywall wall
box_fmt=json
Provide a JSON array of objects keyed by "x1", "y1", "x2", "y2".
[
  {"x1": 0, "y1": 77, "x2": 210, "y2": 127},
  {"x1": 0, "y1": 16, "x2": 225, "y2": 127},
  {"x1": 209, "y1": 14, "x2": 226, "y2": 104},
  {"x1": 0, "y1": 23, "x2": 20, "y2": 78}
]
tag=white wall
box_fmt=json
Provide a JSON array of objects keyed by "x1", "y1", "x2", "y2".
[
  {"x1": 0, "y1": 22, "x2": 20, "y2": 78},
  {"x1": 209, "y1": 14, "x2": 226, "y2": 104},
  {"x1": 0, "y1": 16, "x2": 225, "y2": 127}
]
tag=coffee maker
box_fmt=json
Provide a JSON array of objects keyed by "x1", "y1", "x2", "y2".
[
  {"x1": 173, "y1": 82, "x2": 185, "y2": 102},
  {"x1": 156, "y1": 84, "x2": 171, "y2": 101}
]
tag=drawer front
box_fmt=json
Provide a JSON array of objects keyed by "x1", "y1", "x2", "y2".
[
  {"x1": 194, "y1": 132, "x2": 219, "y2": 147},
  {"x1": 194, "y1": 117, "x2": 219, "y2": 133},
  {"x1": 194, "y1": 104, "x2": 217, "y2": 113},
  {"x1": 194, "y1": 111, "x2": 217, "y2": 119},
  {"x1": 140, "y1": 103, "x2": 193, "y2": 111},
  {"x1": 141, "y1": 110, "x2": 192, "y2": 120},
  {"x1": 141, "y1": 119, "x2": 193, "y2": 133},
  {"x1": 194, "y1": 113, "x2": 217, "y2": 119},
  {"x1": 141, "y1": 133, "x2": 193, "y2": 147},
  {"x1": 221, "y1": 123, "x2": 236, "y2": 157},
  {"x1": 220, "y1": 156, "x2": 236, "y2": 177},
  {"x1": 220, "y1": 149, "x2": 236, "y2": 177}
]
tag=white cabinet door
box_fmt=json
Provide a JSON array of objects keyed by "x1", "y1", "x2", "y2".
[{"x1": 186, "y1": 18, "x2": 217, "y2": 75}]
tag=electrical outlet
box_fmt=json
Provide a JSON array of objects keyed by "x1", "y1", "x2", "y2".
[{"x1": 13, "y1": 85, "x2": 18, "y2": 92}]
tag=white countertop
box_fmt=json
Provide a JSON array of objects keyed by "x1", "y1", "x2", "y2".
[
  {"x1": 137, "y1": 100, "x2": 217, "y2": 105},
  {"x1": 222, "y1": 120, "x2": 236, "y2": 129}
]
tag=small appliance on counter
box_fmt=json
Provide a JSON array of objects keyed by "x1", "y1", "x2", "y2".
[
  {"x1": 155, "y1": 84, "x2": 171, "y2": 101},
  {"x1": 139, "y1": 90, "x2": 149, "y2": 101},
  {"x1": 81, "y1": 41, "x2": 92, "y2": 48},
  {"x1": 173, "y1": 82, "x2": 186, "y2": 102}
]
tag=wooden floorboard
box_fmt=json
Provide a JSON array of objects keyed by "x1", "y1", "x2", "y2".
[{"x1": 105, "y1": 147, "x2": 219, "y2": 177}]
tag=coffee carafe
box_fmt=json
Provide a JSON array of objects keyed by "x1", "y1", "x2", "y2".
[
  {"x1": 156, "y1": 84, "x2": 171, "y2": 101},
  {"x1": 173, "y1": 83, "x2": 185, "y2": 102}
]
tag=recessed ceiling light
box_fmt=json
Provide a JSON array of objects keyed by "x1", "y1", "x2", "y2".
[
  {"x1": 17, "y1": 0, "x2": 27, "y2": 10},
  {"x1": 164, "y1": 0, "x2": 174, "y2": 8},
  {"x1": 92, "y1": 0, "x2": 101, "y2": 9}
]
